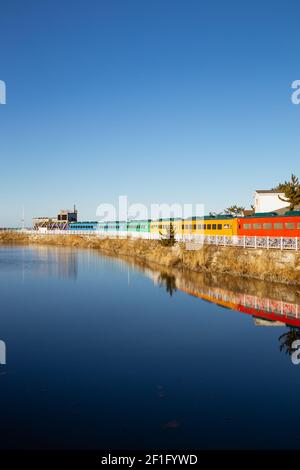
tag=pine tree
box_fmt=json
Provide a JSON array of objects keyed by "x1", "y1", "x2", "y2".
[
  {"x1": 224, "y1": 205, "x2": 245, "y2": 216},
  {"x1": 278, "y1": 174, "x2": 300, "y2": 210},
  {"x1": 159, "y1": 222, "x2": 176, "y2": 247}
]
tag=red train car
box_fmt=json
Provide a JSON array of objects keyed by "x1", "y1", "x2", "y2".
[{"x1": 237, "y1": 212, "x2": 300, "y2": 238}]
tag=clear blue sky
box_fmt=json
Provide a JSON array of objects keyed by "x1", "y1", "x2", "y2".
[{"x1": 0, "y1": 0, "x2": 299, "y2": 226}]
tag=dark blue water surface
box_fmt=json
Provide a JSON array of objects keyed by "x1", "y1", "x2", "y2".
[{"x1": 0, "y1": 244, "x2": 300, "y2": 450}]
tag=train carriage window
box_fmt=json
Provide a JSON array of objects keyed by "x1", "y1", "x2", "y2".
[
  {"x1": 244, "y1": 224, "x2": 251, "y2": 230},
  {"x1": 286, "y1": 223, "x2": 295, "y2": 230},
  {"x1": 224, "y1": 224, "x2": 230, "y2": 229},
  {"x1": 212, "y1": 224, "x2": 217, "y2": 230},
  {"x1": 253, "y1": 223, "x2": 262, "y2": 230},
  {"x1": 193, "y1": 224, "x2": 196, "y2": 231},
  {"x1": 204, "y1": 224, "x2": 207, "y2": 230},
  {"x1": 217, "y1": 224, "x2": 222, "y2": 230},
  {"x1": 207, "y1": 224, "x2": 211, "y2": 230},
  {"x1": 263, "y1": 223, "x2": 272, "y2": 230},
  {"x1": 274, "y1": 223, "x2": 283, "y2": 230}
]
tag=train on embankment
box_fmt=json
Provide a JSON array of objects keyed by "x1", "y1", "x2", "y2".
[{"x1": 67, "y1": 211, "x2": 300, "y2": 239}]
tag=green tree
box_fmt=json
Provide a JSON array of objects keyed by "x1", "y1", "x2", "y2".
[
  {"x1": 159, "y1": 222, "x2": 176, "y2": 247},
  {"x1": 277, "y1": 174, "x2": 300, "y2": 210},
  {"x1": 224, "y1": 205, "x2": 245, "y2": 216}
]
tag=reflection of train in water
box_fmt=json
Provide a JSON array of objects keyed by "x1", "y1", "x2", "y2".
[
  {"x1": 68, "y1": 211, "x2": 300, "y2": 239},
  {"x1": 179, "y1": 283, "x2": 300, "y2": 328},
  {"x1": 139, "y1": 265, "x2": 300, "y2": 329}
]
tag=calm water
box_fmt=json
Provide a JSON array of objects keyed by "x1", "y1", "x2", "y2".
[{"x1": 0, "y1": 244, "x2": 300, "y2": 450}]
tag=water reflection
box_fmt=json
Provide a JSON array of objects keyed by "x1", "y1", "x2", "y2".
[
  {"x1": 26, "y1": 246, "x2": 299, "y2": 330},
  {"x1": 279, "y1": 328, "x2": 300, "y2": 356},
  {"x1": 2, "y1": 244, "x2": 300, "y2": 354},
  {"x1": 157, "y1": 272, "x2": 177, "y2": 297},
  {"x1": 126, "y1": 260, "x2": 300, "y2": 329},
  {"x1": 0, "y1": 245, "x2": 78, "y2": 280},
  {"x1": 1, "y1": 245, "x2": 300, "y2": 449},
  {"x1": 111, "y1": 255, "x2": 300, "y2": 355},
  {"x1": 4, "y1": 245, "x2": 299, "y2": 330},
  {"x1": 30, "y1": 246, "x2": 78, "y2": 279}
]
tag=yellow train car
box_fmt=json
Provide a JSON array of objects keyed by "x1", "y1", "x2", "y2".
[
  {"x1": 150, "y1": 217, "x2": 238, "y2": 237},
  {"x1": 193, "y1": 216, "x2": 238, "y2": 236},
  {"x1": 150, "y1": 219, "x2": 179, "y2": 237}
]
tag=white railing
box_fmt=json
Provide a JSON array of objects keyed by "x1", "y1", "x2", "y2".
[
  {"x1": 26, "y1": 230, "x2": 300, "y2": 251},
  {"x1": 202, "y1": 235, "x2": 298, "y2": 250},
  {"x1": 178, "y1": 234, "x2": 299, "y2": 250}
]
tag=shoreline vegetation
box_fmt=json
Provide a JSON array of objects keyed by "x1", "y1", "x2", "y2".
[{"x1": 0, "y1": 231, "x2": 300, "y2": 286}]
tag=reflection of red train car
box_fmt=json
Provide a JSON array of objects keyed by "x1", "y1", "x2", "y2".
[
  {"x1": 180, "y1": 286, "x2": 300, "y2": 328},
  {"x1": 237, "y1": 212, "x2": 300, "y2": 238},
  {"x1": 237, "y1": 304, "x2": 300, "y2": 328}
]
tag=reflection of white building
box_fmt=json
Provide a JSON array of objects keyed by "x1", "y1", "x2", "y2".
[
  {"x1": 254, "y1": 190, "x2": 287, "y2": 213},
  {"x1": 253, "y1": 318, "x2": 284, "y2": 327}
]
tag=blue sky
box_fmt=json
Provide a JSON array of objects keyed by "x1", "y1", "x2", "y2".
[{"x1": 0, "y1": 0, "x2": 299, "y2": 226}]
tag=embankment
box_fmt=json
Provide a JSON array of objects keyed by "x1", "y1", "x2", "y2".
[{"x1": 0, "y1": 232, "x2": 300, "y2": 285}]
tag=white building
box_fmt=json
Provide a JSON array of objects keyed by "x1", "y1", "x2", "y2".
[{"x1": 254, "y1": 190, "x2": 287, "y2": 213}]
